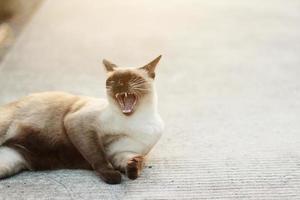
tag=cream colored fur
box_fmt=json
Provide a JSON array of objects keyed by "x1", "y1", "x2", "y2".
[
  {"x1": 0, "y1": 147, "x2": 27, "y2": 178},
  {"x1": 0, "y1": 56, "x2": 163, "y2": 182},
  {"x1": 0, "y1": 88, "x2": 163, "y2": 178}
]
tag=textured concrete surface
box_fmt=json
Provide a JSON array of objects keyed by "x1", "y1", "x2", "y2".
[{"x1": 0, "y1": 0, "x2": 300, "y2": 199}]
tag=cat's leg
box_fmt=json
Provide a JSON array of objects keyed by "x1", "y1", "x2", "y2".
[
  {"x1": 65, "y1": 115, "x2": 122, "y2": 184},
  {"x1": 0, "y1": 102, "x2": 17, "y2": 145},
  {"x1": 0, "y1": 146, "x2": 28, "y2": 179},
  {"x1": 126, "y1": 155, "x2": 144, "y2": 180},
  {"x1": 0, "y1": 114, "x2": 11, "y2": 145},
  {"x1": 0, "y1": 126, "x2": 6, "y2": 145},
  {"x1": 110, "y1": 152, "x2": 144, "y2": 180},
  {"x1": 67, "y1": 130, "x2": 122, "y2": 184},
  {"x1": 106, "y1": 137, "x2": 145, "y2": 180}
]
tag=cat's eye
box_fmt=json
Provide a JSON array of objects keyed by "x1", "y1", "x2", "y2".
[{"x1": 106, "y1": 80, "x2": 115, "y2": 85}]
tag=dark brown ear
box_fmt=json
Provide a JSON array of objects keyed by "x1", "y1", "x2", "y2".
[
  {"x1": 139, "y1": 55, "x2": 162, "y2": 79},
  {"x1": 103, "y1": 59, "x2": 117, "y2": 72}
]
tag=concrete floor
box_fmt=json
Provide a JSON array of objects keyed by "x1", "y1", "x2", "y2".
[{"x1": 0, "y1": 0, "x2": 300, "y2": 199}]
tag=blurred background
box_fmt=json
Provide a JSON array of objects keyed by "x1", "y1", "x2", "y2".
[
  {"x1": 0, "y1": 0, "x2": 41, "y2": 60},
  {"x1": 0, "y1": 0, "x2": 299, "y2": 199}
]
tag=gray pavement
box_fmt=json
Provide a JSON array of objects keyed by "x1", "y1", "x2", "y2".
[{"x1": 0, "y1": 0, "x2": 300, "y2": 199}]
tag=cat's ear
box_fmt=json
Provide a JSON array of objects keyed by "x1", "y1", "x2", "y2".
[
  {"x1": 139, "y1": 55, "x2": 162, "y2": 79},
  {"x1": 103, "y1": 59, "x2": 117, "y2": 72}
]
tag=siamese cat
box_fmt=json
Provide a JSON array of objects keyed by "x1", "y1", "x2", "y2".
[{"x1": 0, "y1": 56, "x2": 164, "y2": 184}]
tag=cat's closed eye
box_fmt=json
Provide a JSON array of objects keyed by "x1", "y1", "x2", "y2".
[{"x1": 106, "y1": 80, "x2": 115, "y2": 85}]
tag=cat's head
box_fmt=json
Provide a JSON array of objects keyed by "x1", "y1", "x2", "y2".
[{"x1": 103, "y1": 55, "x2": 161, "y2": 116}]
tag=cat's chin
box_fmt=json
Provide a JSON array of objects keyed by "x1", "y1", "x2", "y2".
[{"x1": 115, "y1": 92, "x2": 137, "y2": 116}]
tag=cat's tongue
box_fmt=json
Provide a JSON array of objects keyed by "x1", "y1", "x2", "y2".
[{"x1": 116, "y1": 93, "x2": 137, "y2": 115}]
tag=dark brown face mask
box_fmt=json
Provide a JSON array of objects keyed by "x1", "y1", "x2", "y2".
[
  {"x1": 106, "y1": 71, "x2": 145, "y2": 115},
  {"x1": 103, "y1": 55, "x2": 162, "y2": 116}
]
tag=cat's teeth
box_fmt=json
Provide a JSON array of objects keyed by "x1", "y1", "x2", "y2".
[{"x1": 125, "y1": 92, "x2": 128, "y2": 97}]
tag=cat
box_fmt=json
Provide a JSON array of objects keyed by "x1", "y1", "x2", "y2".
[{"x1": 0, "y1": 55, "x2": 164, "y2": 184}]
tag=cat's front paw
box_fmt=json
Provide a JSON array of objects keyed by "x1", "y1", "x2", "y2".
[{"x1": 126, "y1": 156, "x2": 144, "y2": 180}]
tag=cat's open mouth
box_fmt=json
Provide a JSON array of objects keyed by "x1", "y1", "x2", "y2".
[{"x1": 115, "y1": 92, "x2": 137, "y2": 115}]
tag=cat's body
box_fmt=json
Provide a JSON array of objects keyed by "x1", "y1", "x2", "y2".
[{"x1": 0, "y1": 56, "x2": 163, "y2": 184}]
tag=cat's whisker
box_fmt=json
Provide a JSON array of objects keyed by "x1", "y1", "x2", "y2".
[
  {"x1": 130, "y1": 84, "x2": 145, "y2": 88},
  {"x1": 130, "y1": 77, "x2": 142, "y2": 82},
  {"x1": 131, "y1": 88, "x2": 151, "y2": 93},
  {"x1": 131, "y1": 86, "x2": 149, "y2": 89},
  {"x1": 129, "y1": 81, "x2": 146, "y2": 86},
  {"x1": 130, "y1": 77, "x2": 146, "y2": 82},
  {"x1": 130, "y1": 80, "x2": 148, "y2": 85}
]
